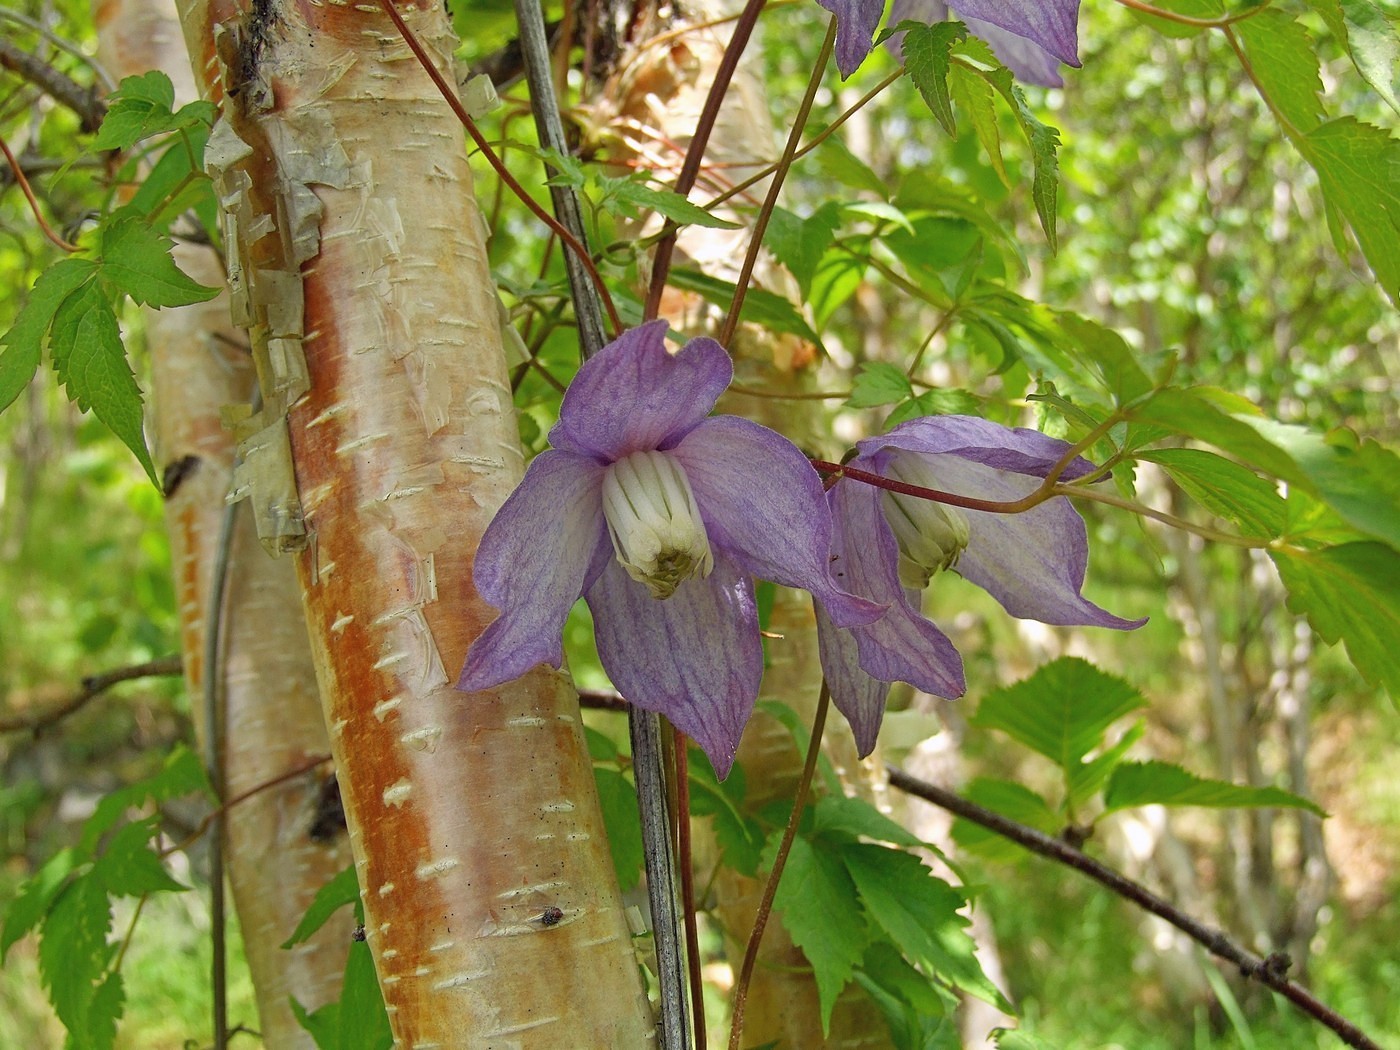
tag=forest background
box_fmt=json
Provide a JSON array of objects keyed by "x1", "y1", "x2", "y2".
[{"x1": 0, "y1": 0, "x2": 1398, "y2": 1047}]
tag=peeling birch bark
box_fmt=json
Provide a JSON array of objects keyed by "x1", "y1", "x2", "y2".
[
  {"x1": 173, "y1": 1, "x2": 653, "y2": 1044},
  {"x1": 93, "y1": 1, "x2": 352, "y2": 1043},
  {"x1": 591, "y1": 5, "x2": 891, "y2": 1044}
]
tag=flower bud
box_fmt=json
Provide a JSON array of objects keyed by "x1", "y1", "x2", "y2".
[
  {"x1": 881, "y1": 454, "x2": 971, "y2": 590},
  {"x1": 601, "y1": 451, "x2": 714, "y2": 599}
]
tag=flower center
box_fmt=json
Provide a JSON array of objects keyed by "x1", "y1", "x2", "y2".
[
  {"x1": 601, "y1": 450, "x2": 715, "y2": 599},
  {"x1": 881, "y1": 455, "x2": 971, "y2": 590}
]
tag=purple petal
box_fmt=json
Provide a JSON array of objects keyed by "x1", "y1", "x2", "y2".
[
  {"x1": 948, "y1": 0, "x2": 1079, "y2": 67},
  {"x1": 587, "y1": 553, "x2": 762, "y2": 778},
  {"x1": 549, "y1": 322, "x2": 732, "y2": 460},
  {"x1": 859, "y1": 414, "x2": 1097, "y2": 482},
  {"x1": 882, "y1": 449, "x2": 1146, "y2": 630},
  {"x1": 669, "y1": 416, "x2": 885, "y2": 629},
  {"x1": 457, "y1": 450, "x2": 610, "y2": 692},
  {"x1": 817, "y1": 0, "x2": 884, "y2": 78},
  {"x1": 817, "y1": 480, "x2": 966, "y2": 755},
  {"x1": 958, "y1": 14, "x2": 1067, "y2": 86}
]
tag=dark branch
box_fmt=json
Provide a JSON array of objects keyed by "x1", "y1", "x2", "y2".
[
  {"x1": 0, "y1": 39, "x2": 105, "y2": 133},
  {"x1": 0, "y1": 655, "x2": 184, "y2": 734},
  {"x1": 885, "y1": 765, "x2": 1380, "y2": 1050}
]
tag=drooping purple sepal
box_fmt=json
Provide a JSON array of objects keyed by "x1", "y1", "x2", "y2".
[{"x1": 818, "y1": 0, "x2": 885, "y2": 77}]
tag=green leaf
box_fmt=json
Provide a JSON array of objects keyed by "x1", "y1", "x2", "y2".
[
  {"x1": 93, "y1": 817, "x2": 185, "y2": 897},
  {"x1": 1235, "y1": 11, "x2": 1324, "y2": 132},
  {"x1": 47, "y1": 283, "x2": 157, "y2": 485},
  {"x1": 125, "y1": 126, "x2": 214, "y2": 226},
  {"x1": 774, "y1": 835, "x2": 871, "y2": 1032},
  {"x1": 92, "y1": 72, "x2": 215, "y2": 151},
  {"x1": 2, "y1": 847, "x2": 77, "y2": 958},
  {"x1": 667, "y1": 267, "x2": 821, "y2": 345},
  {"x1": 1297, "y1": 117, "x2": 1400, "y2": 306},
  {"x1": 283, "y1": 865, "x2": 360, "y2": 949},
  {"x1": 856, "y1": 943, "x2": 960, "y2": 1050},
  {"x1": 816, "y1": 134, "x2": 889, "y2": 198},
  {"x1": 337, "y1": 940, "x2": 393, "y2": 1050},
  {"x1": 1307, "y1": 0, "x2": 1400, "y2": 117},
  {"x1": 950, "y1": 779, "x2": 1060, "y2": 862},
  {"x1": 99, "y1": 211, "x2": 220, "y2": 308},
  {"x1": 40, "y1": 876, "x2": 116, "y2": 1050},
  {"x1": 594, "y1": 768, "x2": 644, "y2": 893},
  {"x1": 901, "y1": 22, "x2": 968, "y2": 135},
  {"x1": 688, "y1": 750, "x2": 764, "y2": 876},
  {"x1": 843, "y1": 843, "x2": 1009, "y2": 1010},
  {"x1": 884, "y1": 388, "x2": 982, "y2": 429},
  {"x1": 1067, "y1": 720, "x2": 1146, "y2": 812},
  {"x1": 583, "y1": 724, "x2": 619, "y2": 762},
  {"x1": 83, "y1": 745, "x2": 211, "y2": 852},
  {"x1": 1128, "y1": 387, "x2": 1308, "y2": 486},
  {"x1": 1272, "y1": 542, "x2": 1400, "y2": 696},
  {"x1": 0, "y1": 258, "x2": 98, "y2": 414},
  {"x1": 994, "y1": 1029, "x2": 1061, "y2": 1050},
  {"x1": 766, "y1": 203, "x2": 842, "y2": 297},
  {"x1": 290, "y1": 995, "x2": 339, "y2": 1050},
  {"x1": 949, "y1": 62, "x2": 1006, "y2": 186},
  {"x1": 847, "y1": 361, "x2": 915, "y2": 409},
  {"x1": 1103, "y1": 761, "x2": 1325, "y2": 817},
  {"x1": 1138, "y1": 448, "x2": 1287, "y2": 536},
  {"x1": 811, "y1": 795, "x2": 928, "y2": 850},
  {"x1": 602, "y1": 175, "x2": 740, "y2": 230},
  {"x1": 970, "y1": 658, "x2": 1147, "y2": 778},
  {"x1": 1050, "y1": 311, "x2": 1154, "y2": 403}
]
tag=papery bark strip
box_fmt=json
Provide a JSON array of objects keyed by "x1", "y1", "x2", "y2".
[{"x1": 173, "y1": 0, "x2": 654, "y2": 1043}]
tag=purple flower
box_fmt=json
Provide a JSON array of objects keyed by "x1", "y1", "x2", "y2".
[
  {"x1": 816, "y1": 415, "x2": 1145, "y2": 754},
  {"x1": 823, "y1": 0, "x2": 1080, "y2": 86},
  {"x1": 458, "y1": 321, "x2": 884, "y2": 777}
]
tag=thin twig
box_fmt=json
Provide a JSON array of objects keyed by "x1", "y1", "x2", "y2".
[
  {"x1": 674, "y1": 735, "x2": 707, "y2": 1050},
  {"x1": 0, "y1": 131, "x2": 80, "y2": 252},
  {"x1": 162, "y1": 753, "x2": 334, "y2": 858},
  {"x1": 728, "y1": 681, "x2": 831, "y2": 1050},
  {"x1": 0, "y1": 38, "x2": 105, "y2": 132},
  {"x1": 0, "y1": 9, "x2": 116, "y2": 91},
  {"x1": 0, "y1": 655, "x2": 184, "y2": 734},
  {"x1": 885, "y1": 765, "x2": 1382, "y2": 1050}
]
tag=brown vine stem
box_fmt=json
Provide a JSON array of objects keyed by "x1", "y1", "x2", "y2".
[
  {"x1": 727, "y1": 680, "x2": 831, "y2": 1050},
  {"x1": 1112, "y1": 0, "x2": 1275, "y2": 29},
  {"x1": 643, "y1": 0, "x2": 769, "y2": 320},
  {"x1": 885, "y1": 765, "x2": 1382, "y2": 1050},
  {"x1": 375, "y1": 0, "x2": 623, "y2": 337},
  {"x1": 717, "y1": 18, "x2": 835, "y2": 348},
  {"x1": 0, "y1": 131, "x2": 80, "y2": 252},
  {"x1": 0, "y1": 655, "x2": 184, "y2": 734},
  {"x1": 673, "y1": 734, "x2": 707, "y2": 1050}
]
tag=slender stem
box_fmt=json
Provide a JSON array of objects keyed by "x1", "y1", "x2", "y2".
[
  {"x1": 1112, "y1": 0, "x2": 1274, "y2": 28},
  {"x1": 162, "y1": 753, "x2": 334, "y2": 858},
  {"x1": 644, "y1": 0, "x2": 769, "y2": 320},
  {"x1": 674, "y1": 735, "x2": 707, "y2": 1050},
  {"x1": 727, "y1": 681, "x2": 831, "y2": 1050},
  {"x1": 375, "y1": 0, "x2": 622, "y2": 337},
  {"x1": 0, "y1": 131, "x2": 80, "y2": 252},
  {"x1": 0, "y1": 656, "x2": 183, "y2": 734},
  {"x1": 727, "y1": 383, "x2": 851, "y2": 401},
  {"x1": 716, "y1": 19, "x2": 834, "y2": 348},
  {"x1": 885, "y1": 765, "x2": 1381, "y2": 1050}
]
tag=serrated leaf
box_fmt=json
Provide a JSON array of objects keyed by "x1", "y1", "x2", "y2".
[
  {"x1": 99, "y1": 211, "x2": 220, "y2": 307},
  {"x1": 125, "y1": 126, "x2": 214, "y2": 225},
  {"x1": 1297, "y1": 117, "x2": 1400, "y2": 306},
  {"x1": 950, "y1": 778, "x2": 1061, "y2": 862},
  {"x1": 1103, "y1": 761, "x2": 1325, "y2": 816},
  {"x1": 92, "y1": 72, "x2": 212, "y2": 151},
  {"x1": 1067, "y1": 719, "x2": 1146, "y2": 812},
  {"x1": 856, "y1": 943, "x2": 960, "y2": 1050},
  {"x1": 688, "y1": 750, "x2": 764, "y2": 876},
  {"x1": 811, "y1": 795, "x2": 928, "y2": 849},
  {"x1": 970, "y1": 658, "x2": 1147, "y2": 781},
  {"x1": 816, "y1": 134, "x2": 889, "y2": 198},
  {"x1": 594, "y1": 768, "x2": 643, "y2": 893},
  {"x1": 667, "y1": 267, "x2": 822, "y2": 345},
  {"x1": 83, "y1": 745, "x2": 211, "y2": 852},
  {"x1": 604, "y1": 176, "x2": 740, "y2": 230},
  {"x1": 337, "y1": 940, "x2": 392, "y2": 1050},
  {"x1": 1307, "y1": 0, "x2": 1400, "y2": 117},
  {"x1": 884, "y1": 388, "x2": 982, "y2": 429},
  {"x1": 93, "y1": 817, "x2": 184, "y2": 897},
  {"x1": 283, "y1": 865, "x2": 360, "y2": 949},
  {"x1": 774, "y1": 835, "x2": 871, "y2": 1032},
  {"x1": 843, "y1": 843, "x2": 1009, "y2": 1011},
  {"x1": 901, "y1": 22, "x2": 968, "y2": 135},
  {"x1": 766, "y1": 203, "x2": 841, "y2": 297},
  {"x1": 48, "y1": 282, "x2": 157, "y2": 485},
  {"x1": 0, "y1": 258, "x2": 98, "y2": 414},
  {"x1": 40, "y1": 876, "x2": 115, "y2": 1049},
  {"x1": 1235, "y1": 10, "x2": 1324, "y2": 132},
  {"x1": 993, "y1": 1029, "x2": 1060, "y2": 1050},
  {"x1": 1272, "y1": 542, "x2": 1400, "y2": 695},
  {"x1": 1138, "y1": 448, "x2": 1286, "y2": 536},
  {"x1": 291, "y1": 995, "x2": 338, "y2": 1050},
  {"x1": 1051, "y1": 311, "x2": 1154, "y2": 403},
  {"x1": 2, "y1": 848, "x2": 77, "y2": 958},
  {"x1": 950, "y1": 62, "x2": 1007, "y2": 186},
  {"x1": 847, "y1": 361, "x2": 915, "y2": 408},
  {"x1": 1128, "y1": 387, "x2": 1308, "y2": 486}
]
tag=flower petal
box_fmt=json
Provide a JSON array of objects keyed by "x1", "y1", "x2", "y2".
[
  {"x1": 587, "y1": 553, "x2": 762, "y2": 778},
  {"x1": 946, "y1": 0, "x2": 1079, "y2": 67},
  {"x1": 860, "y1": 414, "x2": 1096, "y2": 481},
  {"x1": 817, "y1": 484, "x2": 963, "y2": 739},
  {"x1": 669, "y1": 416, "x2": 885, "y2": 628},
  {"x1": 457, "y1": 450, "x2": 610, "y2": 692},
  {"x1": 549, "y1": 322, "x2": 733, "y2": 460},
  {"x1": 956, "y1": 14, "x2": 1066, "y2": 86},
  {"x1": 881, "y1": 449, "x2": 1145, "y2": 630},
  {"x1": 815, "y1": 600, "x2": 893, "y2": 758},
  {"x1": 817, "y1": 0, "x2": 885, "y2": 77}
]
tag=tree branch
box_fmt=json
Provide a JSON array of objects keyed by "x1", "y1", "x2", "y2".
[
  {"x1": 885, "y1": 765, "x2": 1381, "y2": 1050},
  {"x1": 0, "y1": 38, "x2": 105, "y2": 133},
  {"x1": 0, "y1": 655, "x2": 185, "y2": 734}
]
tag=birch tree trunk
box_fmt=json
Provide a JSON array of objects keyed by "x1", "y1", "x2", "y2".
[
  {"x1": 173, "y1": 0, "x2": 654, "y2": 1044},
  {"x1": 591, "y1": 6, "x2": 889, "y2": 1044},
  {"x1": 94, "y1": 2, "x2": 352, "y2": 1043}
]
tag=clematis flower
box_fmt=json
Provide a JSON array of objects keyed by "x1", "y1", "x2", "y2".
[
  {"x1": 821, "y1": 0, "x2": 1080, "y2": 85},
  {"x1": 815, "y1": 415, "x2": 1145, "y2": 755},
  {"x1": 457, "y1": 321, "x2": 884, "y2": 777}
]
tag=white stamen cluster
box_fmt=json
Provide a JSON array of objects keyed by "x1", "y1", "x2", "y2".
[
  {"x1": 881, "y1": 454, "x2": 971, "y2": 590},
  {"x1": 601, "y1": 450, "x2": 714, "y2": 599}
]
